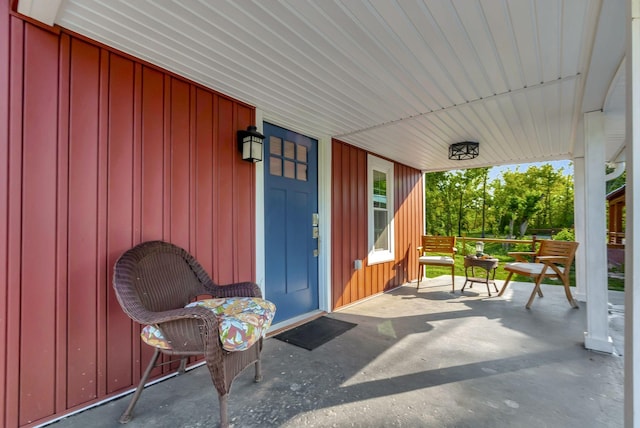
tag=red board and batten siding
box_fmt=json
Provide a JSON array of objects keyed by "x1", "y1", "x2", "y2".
[
  {"x1": 1, "y1": 10, "x2": 257, "y2": 428},
  {"x1": 0, "y1": 0, "x2": 10, "y2": 426},
  {"x1": 331, "y1": 140, "x2": 424, "y2": 310}
]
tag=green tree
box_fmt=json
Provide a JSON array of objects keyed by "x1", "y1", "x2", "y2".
[
  {"x1": 519, "y1": 192, "x2": 543, "y2": 236},
  {"x1": 424, "y1": 171, "x2": 455, "y2": 235},
  {"x1": 452, "y1": 169, "x2": 487, "y2": 236},
  {"x1": 525, "y1": 164, "x2": 560, "y2": 228},
  {"x1": 424, "y1": 162, "x2": 573, "y2": 238},
  {"x1": 555, "y1": 173, "x2": 575, "y2": 228},
  {"x1": 504, "y1": 195, "x2": 522, "y2": 238},
  {"x1": 480, "y1": 167, "x2": 489, "y2": 237}
]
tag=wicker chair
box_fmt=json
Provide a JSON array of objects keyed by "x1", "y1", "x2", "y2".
[{"x1": 113, "y1": 240, "x2": 272, "y2": 427}]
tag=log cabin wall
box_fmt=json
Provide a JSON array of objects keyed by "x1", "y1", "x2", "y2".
[
  {"x1": 1, "y1": 6, "x2": 257, "y2": 426},
  {"x1": 331, "y1": 139, "x2": 424, "y2": 309}
]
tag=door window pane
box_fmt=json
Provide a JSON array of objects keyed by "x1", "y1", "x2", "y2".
[
  {"x1": 284, "y1": 141, "x2": 295, "y2": 159},
  {"x1": 270, "y1": 136, "x2": 282, "y2": 155},
  {"x1": 297, "y1": 145, "x2": 307, "y2": 162},
  {"x1": 297, "y1": 164, "x2": 307, "y2": 181},
  {"x1": 270, "y1": 157, "x2": 282, "y2": 176},
  {"x1": 284, "y1": 160, "x2": 295, "y2": 179}
]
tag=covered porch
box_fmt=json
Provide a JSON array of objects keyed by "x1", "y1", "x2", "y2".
[
  {"x1": 2, "y1": 0, "x2": 637, "y2": 426},
  {"x1": 51, "y1": 277, "x2": 624, "y2": 428}
]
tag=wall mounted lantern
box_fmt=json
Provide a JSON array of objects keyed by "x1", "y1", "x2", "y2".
[
  {"x1": 237, "y1": 125, "x2": 265, "y2": 162},
  {"x1": 448, "y1": 141, "x2": 479, "y2": 160}
]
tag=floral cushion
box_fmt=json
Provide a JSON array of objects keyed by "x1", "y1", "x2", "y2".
[{"x1": 140, "y1": 297, "x2": 276, "y2": 352}]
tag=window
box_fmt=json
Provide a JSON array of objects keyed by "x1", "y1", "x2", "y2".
[
  {"x1": 269, "y1": 136, "x2": 308, "y2": 181},
  {"x1": 368, "y1": 155, "x2": 394, "y2": 264}
]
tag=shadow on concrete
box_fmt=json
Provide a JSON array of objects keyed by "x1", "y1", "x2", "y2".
[{"x1": 50, "y1": 277, "x2": 624, "y2": 428}]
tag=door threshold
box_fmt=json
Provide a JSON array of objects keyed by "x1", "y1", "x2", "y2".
[{"x1": 267, "y1": 310, "x2": 326, "y2": 337}]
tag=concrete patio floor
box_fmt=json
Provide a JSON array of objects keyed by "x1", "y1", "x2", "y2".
[{"x1": 49, "y1": 277, "x2": 624, "y2": 428}]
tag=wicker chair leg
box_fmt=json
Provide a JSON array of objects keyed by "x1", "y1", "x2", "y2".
[
  {"x1": 119, "y1": 348, "x2": 161, "y2": 424},
  {"x1": 219, "y1": 393, "x2": 229, "y2": 428}
]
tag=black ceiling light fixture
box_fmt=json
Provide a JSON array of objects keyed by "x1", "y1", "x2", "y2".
[{"x1": 448, "y1": 141, "x2": 479, "y2": 160}]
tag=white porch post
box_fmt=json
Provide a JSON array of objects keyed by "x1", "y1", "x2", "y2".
[
  {"x1": 626, "y1": 1, "x2": 640, "y2": 425},
  {"x1": 583, "y1": 111, "x2": 614, "y2": 353},
  {"x1": 573, "y1": 153, "x2": 587, "y2": 302},
  {"x1": 318, "y1": 135, "x2": 332, "y2": 314}
]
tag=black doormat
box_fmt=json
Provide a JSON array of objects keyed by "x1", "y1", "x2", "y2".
[{"x1": 273, "y1": 316, "x2": 357, "y2": 350}]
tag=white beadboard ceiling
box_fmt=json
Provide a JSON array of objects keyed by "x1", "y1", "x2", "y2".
[{"x1": 23, "y1": 0, "x2": 626, "y2": 171}]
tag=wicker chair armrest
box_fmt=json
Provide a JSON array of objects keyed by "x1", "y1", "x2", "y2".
[
  {"x1": 133, "y1": 305, "x2": 215, "y2": 326},
  {"x1": 158, "y1": 307, "x2": 223, "y2": 354},
  {"x1": 203, "y1": 281, "x2": 262, "y2": 299}
]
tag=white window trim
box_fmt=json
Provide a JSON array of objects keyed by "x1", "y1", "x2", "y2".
[{"x1": 367, "y1": 154, "x2": 394, "y2": 265}]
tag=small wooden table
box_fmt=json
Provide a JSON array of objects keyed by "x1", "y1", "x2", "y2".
[{"x1": 462, "y1": 256, "x2": 500, "y2": 296}]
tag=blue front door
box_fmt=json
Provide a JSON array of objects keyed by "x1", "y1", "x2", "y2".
[{"x1": 263, "y1": 123, "x2": 319, "y2": 323}]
